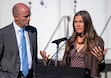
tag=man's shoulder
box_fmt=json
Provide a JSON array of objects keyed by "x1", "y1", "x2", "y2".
[
  {"x1": 95, "y1": 35, "x2": 104, "y2": 42},
  {"x1": 25, "y1": 25, "x2": 37, "y2": 32},
  {"x1": 0, "y1": 23, "x2": 13, "y2": 32}
]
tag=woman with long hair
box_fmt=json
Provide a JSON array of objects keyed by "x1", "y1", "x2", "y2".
[{"x1": 40, "y1": 10, "x2": 106, "y2": 78}]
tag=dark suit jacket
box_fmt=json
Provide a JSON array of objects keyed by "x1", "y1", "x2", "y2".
[{"x1": 0, "y1": 23, "x2": 38, "y2": 78}]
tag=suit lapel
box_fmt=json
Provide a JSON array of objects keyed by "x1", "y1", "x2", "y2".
[
  {"x1": 8, "y1": 23, "x2": 20, "y2": 62},
  {"x1": 27, "y1": 29, "x2": 33, "y2": 56},
  {"x1": 9, "y1": 23, "x2": 19, "y2": 51}
]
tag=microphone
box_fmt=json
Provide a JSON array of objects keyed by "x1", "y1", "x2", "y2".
[{"x1": 52, "y1": 37, "x2": 70, "y2": 45}]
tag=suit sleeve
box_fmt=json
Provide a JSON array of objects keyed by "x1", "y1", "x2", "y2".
[
  {"x1": 0, "y1": 30, "x2": 4, "y2": 71},
  {"x1": 95, "y1": 36, "x2": 105, "y2": 72}
]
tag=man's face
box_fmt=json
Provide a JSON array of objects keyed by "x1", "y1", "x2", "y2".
[{"x1": 14, "y1": 8, "x2": 31, "y2": 28}]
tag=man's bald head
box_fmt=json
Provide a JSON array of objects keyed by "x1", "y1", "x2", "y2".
[
  {"x1": 12, "y1": 3, "x2": 30, "y2": 16},
  {"x1": 12, "y1": 3, "x2": 31, "y2": 27}
]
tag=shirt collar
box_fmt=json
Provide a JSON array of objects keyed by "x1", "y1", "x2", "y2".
[{"x1": 13, "y1": 22, "x2": 25, "y2": 32}]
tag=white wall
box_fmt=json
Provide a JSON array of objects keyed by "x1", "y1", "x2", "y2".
[
  {"x1": 0, "y1": 0, "x2": 110, "y2": 62},
  {"x1": 0, "y1": 0, "x2": 28, "y2": 27},
  {"x1": 103, "y1": 0, "x2": 111, "y2": 64},
  {"x1": 29, "y1": 0, "x2": 61, "y2": 59}
]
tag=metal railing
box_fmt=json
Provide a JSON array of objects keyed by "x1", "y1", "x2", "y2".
[{"x1": 100, "y1": 15, "x2": 111, "y2": 64}]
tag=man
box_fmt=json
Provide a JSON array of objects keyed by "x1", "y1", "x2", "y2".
[{"x1": 0, "y1": 3, "x2": 38, "y2": 78}]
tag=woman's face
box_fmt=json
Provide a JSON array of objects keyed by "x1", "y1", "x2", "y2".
[{"x1": 74, "y1": 15, "x2": 84, "y2": 33}]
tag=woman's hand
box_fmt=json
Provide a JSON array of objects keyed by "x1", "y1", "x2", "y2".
[
  {"x1": 91, "y1": 46, "x2": 107, "y2": 62},
  {"x1": 40, "y1": 50, "x2": 50, "y2": 62}
]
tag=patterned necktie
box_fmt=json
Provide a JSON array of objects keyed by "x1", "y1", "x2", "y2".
[{"x1": 21, "y1": 28, "x2": 29, "y2": 77}]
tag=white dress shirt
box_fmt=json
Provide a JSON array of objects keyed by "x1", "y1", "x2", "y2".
[{"x1": 13, "y1": 22, "x2": 32, "y2": 71}]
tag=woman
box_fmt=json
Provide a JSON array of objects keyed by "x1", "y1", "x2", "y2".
[{"x1": 40, "y1": 10, "x2": 106, "y2": 78}]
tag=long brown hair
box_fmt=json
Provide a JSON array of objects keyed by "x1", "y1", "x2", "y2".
[{"x1": 65, "y1": 10, "x2": 97, "y2": 54}]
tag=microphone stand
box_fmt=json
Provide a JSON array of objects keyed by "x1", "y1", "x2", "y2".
[
  {"x1": 51, "y1": 37, "x2": 70, "y2": 66},
  {"x1": 48, "y1": 16, "x2": 71, "y2": 66},
  {"x1": 52, "y1": 39, "x2": 66, "y2": 66},
  {"x1": 55, "y1": 42, "x2": 59, "y2": 66},
  {"x1": 48, "y1": 41, "x2": 66, "y2": 66}
]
